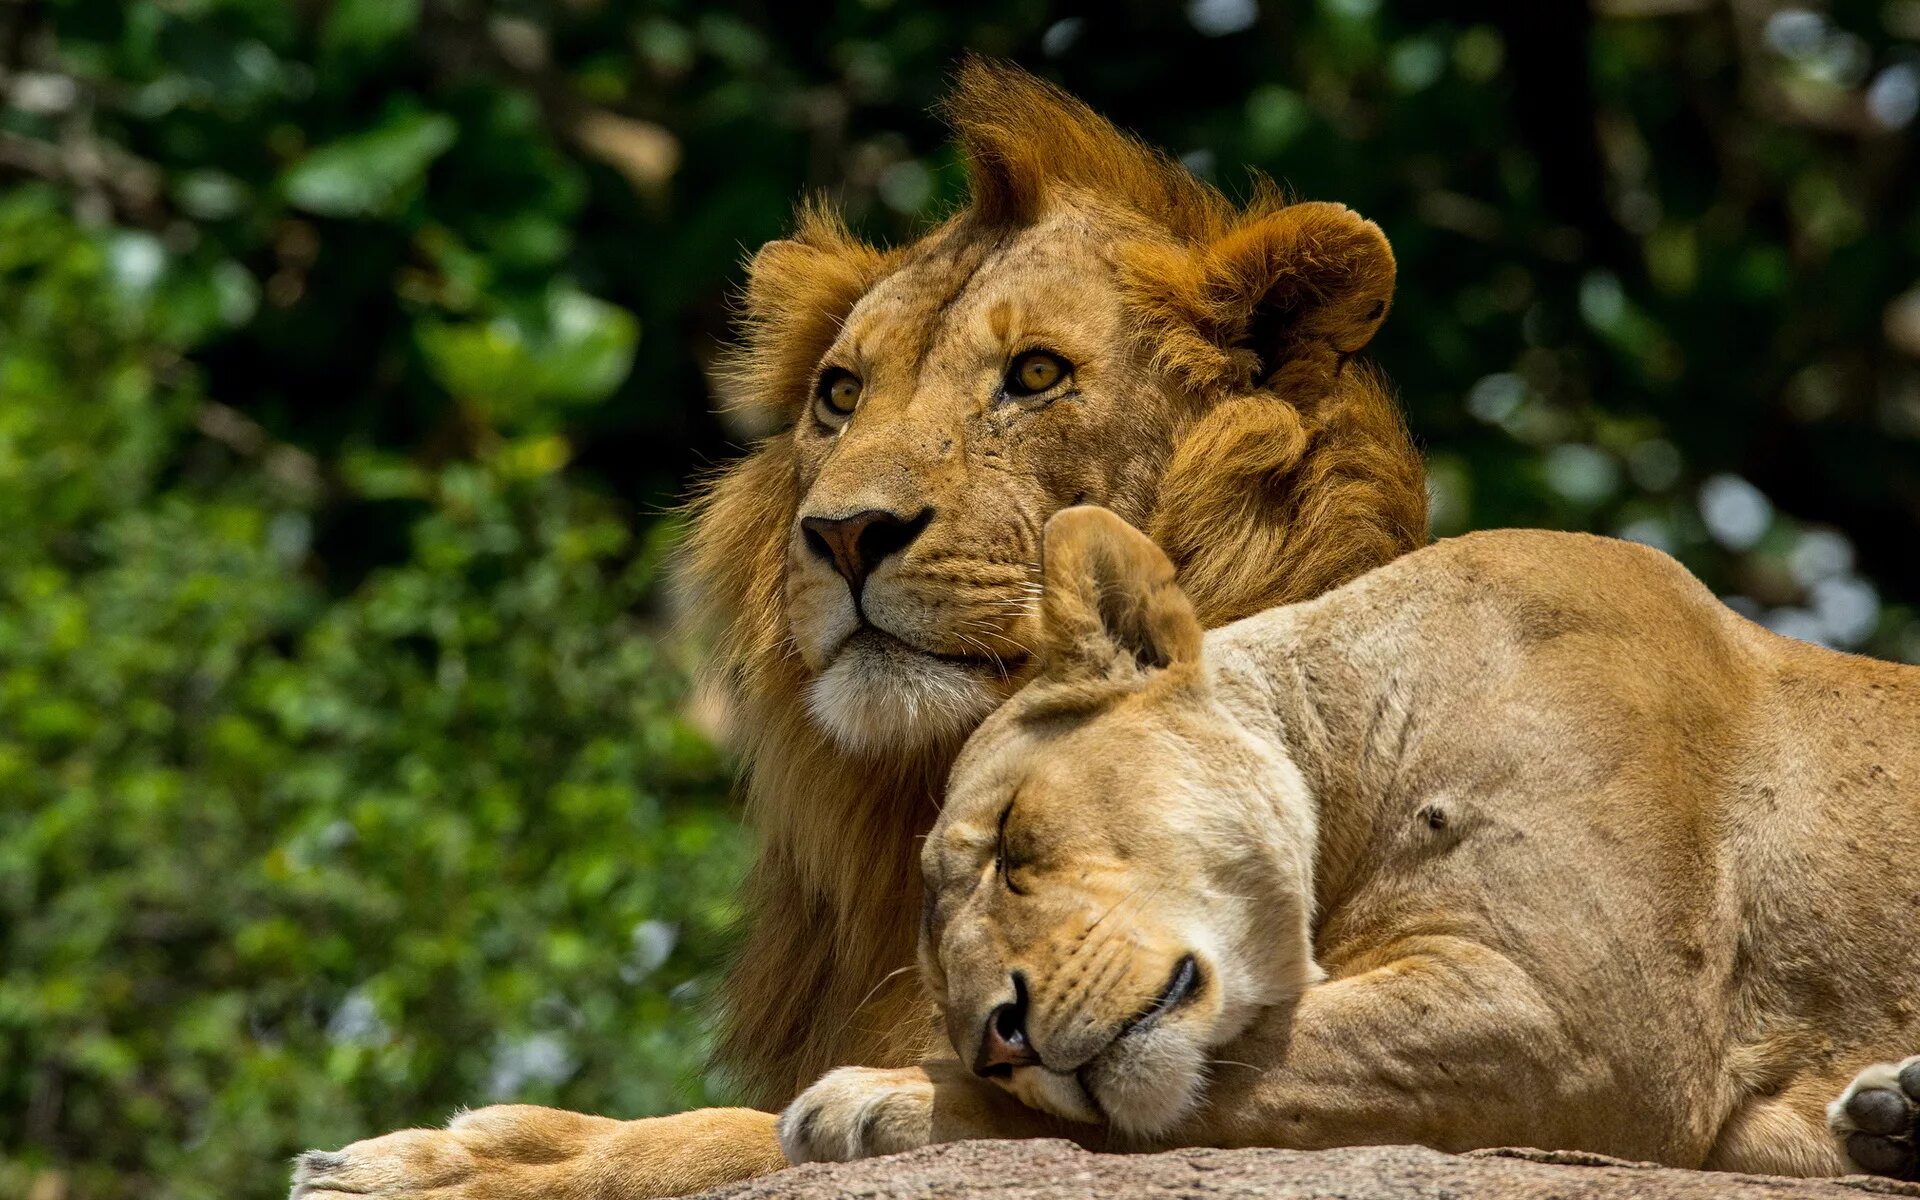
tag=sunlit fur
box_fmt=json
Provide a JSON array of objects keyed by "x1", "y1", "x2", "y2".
[
  {"x1": 679, "y1": 57, "x2": 1427, "y2": 1109},
  {"x1": 786, "y1": 508, "x2": 1920, "y2": 1178}
]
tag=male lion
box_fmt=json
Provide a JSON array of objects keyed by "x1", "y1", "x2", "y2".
[
  {"x1": 291, "y1": 61, "x2": 1426, "y2": 1198},
  {"x1": 780, "y1": 506, "x2": 1920, "y2": 1180}
]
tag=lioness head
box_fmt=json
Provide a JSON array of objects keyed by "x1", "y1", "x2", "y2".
[
  {"x1": 709, "y1": 59, "x2": 1402, "y2": 756},
  {"x1": 921, "y1": 506, "x2": 1318, "y2": 1136}
]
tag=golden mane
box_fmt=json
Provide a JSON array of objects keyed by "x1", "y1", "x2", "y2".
[{"x1": 680, "y1": 59, "x2": 1427, "y2": 1106}]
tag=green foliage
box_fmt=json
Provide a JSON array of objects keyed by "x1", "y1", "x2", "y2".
[
  {"x1": 3, "y1": 1, "x2": 1919, "y2": 1197},
  {"x1": 0, "y1": 189, "x2": 742, "y2": 1200}
]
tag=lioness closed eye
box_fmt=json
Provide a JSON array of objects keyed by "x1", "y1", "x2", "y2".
[{"x1": 781, "y1": 507, "x2": 1920, "y2": 1179}]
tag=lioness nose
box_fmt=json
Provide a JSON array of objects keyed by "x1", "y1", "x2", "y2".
[
  {"x1": 800, "y1": 508, "x2": 930, "y2": 595},
  {"x1": 974, "y1": 973, "x2": 1041, "y2": 1077}
]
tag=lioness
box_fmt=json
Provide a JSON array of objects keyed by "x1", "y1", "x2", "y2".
[
  {"x1": 780, "y1": 507, "x2": 1920, "y2": 1179},
  {"x1": 293, "y1": 62, "x2": 1427, "y2": 1199}
]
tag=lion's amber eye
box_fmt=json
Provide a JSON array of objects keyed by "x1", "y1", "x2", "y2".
[
  {"x1": 815, "y1": 369, "x2": 862, "y2": 426},
  {"x1": 1004, "y1": 350, "x2": 1069, "y2": 398}
]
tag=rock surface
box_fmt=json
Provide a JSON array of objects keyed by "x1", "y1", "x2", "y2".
[{"x1": 695, "y1": 1140, "x2": 1920, "y2": 1200}]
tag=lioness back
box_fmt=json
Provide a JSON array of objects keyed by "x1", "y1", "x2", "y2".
[{"x1": 1256, "y1": 528, "x2": 1920, "y2": 1170}]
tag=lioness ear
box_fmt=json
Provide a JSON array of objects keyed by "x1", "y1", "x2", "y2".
[
  {"x1": 1124, "y1": 201, "x2": 1394, "y2": 395},
  {"x1": 1038, "y1": 506, "x2": 1202, "y2": 686},
  {"x1": 717, "y1": 202, "x2": 889, "y2": 423}
]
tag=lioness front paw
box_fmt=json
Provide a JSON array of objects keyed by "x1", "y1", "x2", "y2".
[
  {"x1": 1829, "y1": 1056, "x2": 1920, "y2": 1178},
  {"x1": 777, "y1": 1066, "x2": 936, "y2": 1164}
]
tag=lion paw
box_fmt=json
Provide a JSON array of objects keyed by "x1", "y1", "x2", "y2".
[
  {"x1": 1829, "y1": 1056, "x2": 1920, "y2": 1178},
  {"x1": 290, "y1": 1105, "x2": 614, "y2": 1199},
  {"x1": 290, "y1": 1125, "x2": 480, "y2": 1199},
  {"x1": 777, "y1": 1067, "x2": 937, "y2": 1164}
]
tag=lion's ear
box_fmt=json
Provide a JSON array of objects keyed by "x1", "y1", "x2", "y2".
[
  {"x1": 1037, "y1": 506, "x2": 1202, "y2": 686},
  {"x1": 718, "y1": 203, "x2": 888, "y2": 423},
  {"x1": 1124, "y1": 201, "x2": 1394, "y2": 395},
  {"x1": 1218, "y1": 202, "x2": 1395, "y2": 366}
]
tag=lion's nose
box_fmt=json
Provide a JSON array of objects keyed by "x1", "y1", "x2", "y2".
[
  {"x1": 974, "y1": 972, "x2": 1042, "y2": 1077},
  {"x1": 800, "y1": 508, "x2": 931, "y2": 595}
]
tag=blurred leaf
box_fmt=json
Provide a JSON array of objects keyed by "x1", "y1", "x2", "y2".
[
  {"x1": 418, "y1": 285, "x2": 639, "y2": 424},
  {"x1": 322, "y1": 0, "x2": 422, "y2": 58},
  {"x1": 282, "y1": 107, "x2": 456, "y2": 218}
]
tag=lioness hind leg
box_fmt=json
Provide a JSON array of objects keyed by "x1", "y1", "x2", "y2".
[{"x1": 1829, "y1": 1056, "x2": 1920, "y2": 1178}]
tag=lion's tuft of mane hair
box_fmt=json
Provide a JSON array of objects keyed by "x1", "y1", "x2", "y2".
[
  {"x1": 942, "y1": 56, "x2": 1240, "y2": 240},
  {"x1": 679, "y1": 58, "x2": 1428, "y2": 1107}
]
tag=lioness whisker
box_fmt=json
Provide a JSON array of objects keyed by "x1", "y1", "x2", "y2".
[{"x1": 1034, "y1": 880, "x2": 1167, "y2": 1038}]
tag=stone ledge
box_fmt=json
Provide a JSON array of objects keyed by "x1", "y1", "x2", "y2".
[{"x1": 695, "y1": 1139, "x2": 1920, "y2": 1200}]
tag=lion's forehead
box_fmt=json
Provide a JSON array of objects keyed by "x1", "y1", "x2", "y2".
[{"x1": 836, "y1": 214, "x2": 1124, "y2": 379}]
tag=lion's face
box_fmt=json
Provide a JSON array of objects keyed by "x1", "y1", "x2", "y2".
[
  {"x1": 785, "y1": 206, "x2": 1178, "y2": 754},
  {"x1": 698, "y1": 62, "x2": 1404, "y2": 768},
  {"x1": 686, "y1": 59, "x2": 1422, "y2": 1109},
  {"x1": 918, "y1": 507, "x2": 1319, "y2": 1137}
]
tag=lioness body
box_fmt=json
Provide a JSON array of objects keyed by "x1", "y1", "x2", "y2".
[
  {"x1": 783, "y1": 518, "x2": 1920, "y2": 1177},
  {"x1": 1202, "y1": 528, "x2": 1917, "y2": 1171}
]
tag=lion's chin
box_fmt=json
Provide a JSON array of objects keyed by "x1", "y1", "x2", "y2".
[{"x1": 806, "y1": 631, "x2": 1002, "y2": 756}]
